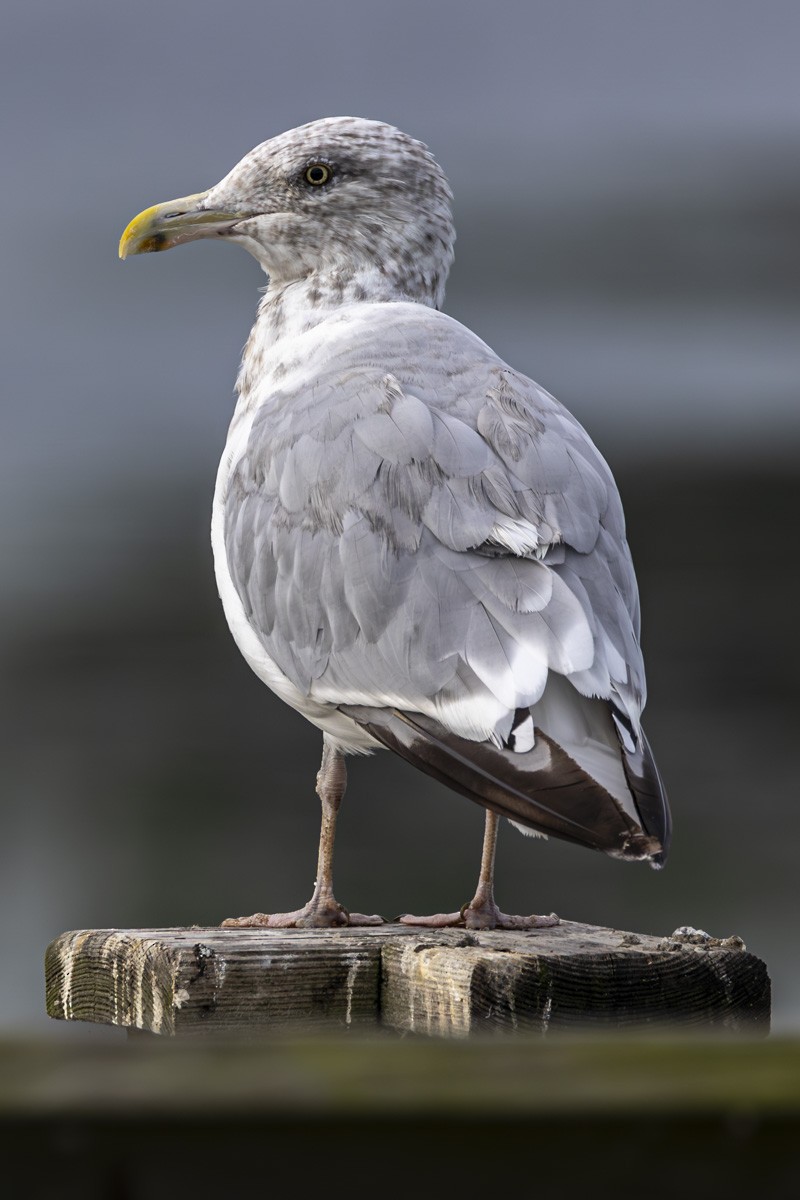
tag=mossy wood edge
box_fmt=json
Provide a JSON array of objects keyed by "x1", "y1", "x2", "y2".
[
  {"x1": 44, "y1": 920, "x2": 770, "y2": 1037},
  {"x1": 3, "y1": 1036, "x2": 798, "y2": 1118}
]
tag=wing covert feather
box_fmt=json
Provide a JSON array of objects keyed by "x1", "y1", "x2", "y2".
[{"x1": 224, "y1": 305, "x2": 645, "y2": 739}]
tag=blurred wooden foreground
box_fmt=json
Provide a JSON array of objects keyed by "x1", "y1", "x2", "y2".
[
  {"x1": 1, "y1": 1035, "x2": 799, "y2": 1197},
  {"x1": 45, "y1": 920, "x2": 769, "y2": 1037}
]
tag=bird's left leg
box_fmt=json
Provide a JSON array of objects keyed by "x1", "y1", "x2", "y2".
[
  {"x1": 222, "y1": 737, "x2": 384, "y2": 929},
  {"x1": 399, "y1": 809, "x2": 559, "y2": 931}
]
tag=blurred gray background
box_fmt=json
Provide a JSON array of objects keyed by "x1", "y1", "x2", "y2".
[{"x1": 2, "y1": 0, "x2": 798, "y2": 1033}]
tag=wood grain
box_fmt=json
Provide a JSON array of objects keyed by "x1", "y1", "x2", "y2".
[{"x1": 44, "y1": 921, "x2": 770, "y2": 1037}]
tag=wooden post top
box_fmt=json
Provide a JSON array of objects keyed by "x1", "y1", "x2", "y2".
[{"x1": 45, "y1": 920, "x2": 770, "y2": 1038}]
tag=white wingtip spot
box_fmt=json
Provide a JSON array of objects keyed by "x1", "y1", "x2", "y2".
[
  {"x1": 509, "y1": 713, "x2": 535, "y2": 753},
  {"x1": 612, "y1": 712, "x2": 637, "y2": 754}
]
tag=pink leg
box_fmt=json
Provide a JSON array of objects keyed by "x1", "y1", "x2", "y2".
[
  {"x1": 222, "y1": 739, "x2": 384, "y2": 929},
  {"x1": 400, "y1": 809, "x2": 559, "y2": 931}
]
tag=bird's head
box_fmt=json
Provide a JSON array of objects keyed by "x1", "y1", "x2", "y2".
[{"x1": 119, "y1": 116, "x2": 455, "y2": 308}]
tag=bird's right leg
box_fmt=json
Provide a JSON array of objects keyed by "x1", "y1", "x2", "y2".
[
  {"x1": 399, "y1": 809, "x2": 559, "y2": 930},
  {"x1": 221, "y1": 737, "x2": 384, "y2": 929}
]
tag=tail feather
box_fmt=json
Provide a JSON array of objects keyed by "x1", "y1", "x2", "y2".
[{"x1": 340, "y1": 703, "x2": 668, "y2": 864}]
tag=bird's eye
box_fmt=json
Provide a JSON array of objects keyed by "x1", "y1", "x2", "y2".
[{"x1": 304, "y1": 163, "x2": 332, "y2": 187}]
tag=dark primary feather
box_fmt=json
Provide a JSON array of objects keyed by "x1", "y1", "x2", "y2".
[{"x1": 339, "y1": 704, "x2": 665, "y2": 862}]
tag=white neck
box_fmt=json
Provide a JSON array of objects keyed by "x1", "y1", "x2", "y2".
[{"x1": 235, "y1": 268, "x2": 434, "y2": 403}]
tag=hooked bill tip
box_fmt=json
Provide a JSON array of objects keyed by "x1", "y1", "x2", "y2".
[{"x1": 119, "y1": 204, "x2": 163, "y2": 259}]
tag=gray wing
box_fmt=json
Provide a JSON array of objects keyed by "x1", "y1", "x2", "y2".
[
  {"x1": 226, "y1": 310, "x2": 642, "y2": 731},
  {"x1": 225, "y1": 306, "x2": 669, "y2": 862}
]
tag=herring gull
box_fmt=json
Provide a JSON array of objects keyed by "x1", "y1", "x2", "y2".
[{"x1": 119, "y1": 117, "x2": 670, "y2": 930}]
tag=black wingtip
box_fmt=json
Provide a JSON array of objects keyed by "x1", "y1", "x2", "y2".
[{"x1": 618, "y1": 727, "x2": 672, "y2": 867}]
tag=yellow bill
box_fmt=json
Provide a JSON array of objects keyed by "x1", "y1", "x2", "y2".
[{"x1": 119, "y1": 192, "x2": 247, "y2": 259}]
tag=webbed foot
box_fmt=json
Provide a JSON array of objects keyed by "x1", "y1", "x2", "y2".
[{"x1": 221, "y1": 898, "x2": 384, "y2": 929}]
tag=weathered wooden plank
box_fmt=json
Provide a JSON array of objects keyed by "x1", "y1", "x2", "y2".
[
  {"x1": 45, "y1": 927, "x2": 389, "y2": 1035},
  {"x1": 381, "y1": 924, "x2": 769, "y2": 1036},
  {"x1": 44, "y1": 921, "x2": 770, "y2": 1036}
]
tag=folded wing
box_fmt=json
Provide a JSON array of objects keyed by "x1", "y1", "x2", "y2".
[{"x1": 223, "y1": 306, "x2": 671, "y2": 864}]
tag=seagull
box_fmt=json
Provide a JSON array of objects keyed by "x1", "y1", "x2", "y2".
[{"x1": 119, "y1": 117, "x2": 670, "y2": 930}]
